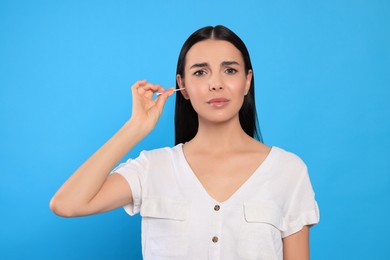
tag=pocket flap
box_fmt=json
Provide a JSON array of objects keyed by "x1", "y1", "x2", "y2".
[
  {"x1": 141, "y1": 197, "x2": 188, "y2": 221},
  {"x1": 243, "y1": 203, "x2": 285, "y2": 231}
]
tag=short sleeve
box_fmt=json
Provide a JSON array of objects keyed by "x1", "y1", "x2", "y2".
[
  {"x1": 281, "y1": 165, "x2": 320, "y2": 238},
  {"x1": 112, "y1": 151, "x2": 149, "y2": 216}
]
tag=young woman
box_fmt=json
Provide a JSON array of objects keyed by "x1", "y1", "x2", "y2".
[{"x1": 50, "y1": 25, "x2": 319, "y2": 260}]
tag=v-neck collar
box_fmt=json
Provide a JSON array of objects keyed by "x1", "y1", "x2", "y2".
[{"x1": 177, "y1": 143, "x2": 275, "y2": 206}]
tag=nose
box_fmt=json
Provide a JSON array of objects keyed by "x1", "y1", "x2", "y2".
[
  {"x1": 209, "y1": 84, "x2": 223, "y2": 91},
  {"x1": 209, "y1": 74, "x2": 223, "y2": 91}
]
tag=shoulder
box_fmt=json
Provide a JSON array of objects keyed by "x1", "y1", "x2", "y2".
[
  {"x1": 115, "y1": 144, "x2": 183, "y2": 174},
  {"x1": 267, "y1": 146, "x2": 308, "y2": 180},
  {"x1": 139, "y1": 144, "x2": 182, "y2": 158},
  {"x1": 133, "y1": 144, "x2": 183, "y2": 165},
  {"x1": 271, "y1": 146, "x2": 306, "y2": 168}
]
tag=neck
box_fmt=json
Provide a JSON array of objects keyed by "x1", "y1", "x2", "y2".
[{"x1": 189, "y1": 116, "x2": 252, "y2": 152}]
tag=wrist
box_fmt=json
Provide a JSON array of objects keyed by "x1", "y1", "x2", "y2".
[{"x1": 122, "y1": 119, "x2": 151, "y2": 139}]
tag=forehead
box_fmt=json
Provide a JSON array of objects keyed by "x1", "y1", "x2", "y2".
[{"x1": 185, "y1": 40, "x2": 244, "y2": 65}]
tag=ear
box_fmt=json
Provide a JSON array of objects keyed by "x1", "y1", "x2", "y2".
[
  {"x1": 176, "y1": 74, "x2": 190, "y2": 100},
  {"x1": 244, "y1": 69, "x2": 253, "y2": 95}
]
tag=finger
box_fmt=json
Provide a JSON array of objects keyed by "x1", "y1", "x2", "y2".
[
  {"x1": 144, "y1": 83, "x2": 162, "y2": 99},
  {"x1": 131, "y1": 80, "x2": 147, "y2": 95},
  {"x1": 133, "y1": 80, "x2": 147, "y2": 90},
  {"x1": 155, "y1": 88, "x2": 175, "y2": 110}
]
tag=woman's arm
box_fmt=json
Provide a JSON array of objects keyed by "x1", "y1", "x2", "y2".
[
  {"x1": 282, "y1": 225, "x2": 310, "y2": 260},
  {"x1": 50, "y1": 80, "x2": 174, "y2": 217}
]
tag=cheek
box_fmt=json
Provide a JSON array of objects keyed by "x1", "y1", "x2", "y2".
[
  {"x1": 186, "y1": 88, "x2": 202, "y2": 101},
  {"x1": 229, "y1": 79, "x2": 248, "y2": 94},
  {"x1": 184, "y1": 82, "x2": 208, "y2": 97}
]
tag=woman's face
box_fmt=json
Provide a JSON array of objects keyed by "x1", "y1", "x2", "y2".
[{"x1": 177, "y1": 39, "x2": 252, "y2": 124}]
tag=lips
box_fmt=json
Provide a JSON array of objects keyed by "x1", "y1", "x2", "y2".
[{"x1": 206, "y1": 98, "x2": 230, "y2": 107}]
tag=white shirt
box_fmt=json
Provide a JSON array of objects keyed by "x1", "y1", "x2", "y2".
[{"x1": 114, "y1": 144, "x2": 319, "y2": 260}]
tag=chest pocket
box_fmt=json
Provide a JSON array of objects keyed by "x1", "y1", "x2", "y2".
[
  {"x1": 141, "y1": 197, "x2": 189, "y2": 258},
  {"x1": 238, "y1": 203, "x2": 285, "y2": 260},
  {"x1": 141, "y1": 197, "x2": 188, "y2": 220}
]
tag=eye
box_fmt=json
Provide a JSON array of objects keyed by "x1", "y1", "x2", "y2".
[
  {"x1": 193, "y1": 70, "x2": 207, "y2": 76},
  {"x1": 225, "y1": 68, "x2": 237, "y2": 74}
]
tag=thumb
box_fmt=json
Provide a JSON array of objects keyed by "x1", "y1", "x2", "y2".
[{"x1": 155, "y1": 88, "x2": 175, "y2": 111}]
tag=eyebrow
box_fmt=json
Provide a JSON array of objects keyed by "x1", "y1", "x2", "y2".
[
  {"x1": 221, "y1": 61, "x2": 240, "y2": 66},
  {"x1": 190, "y1": 62, "x2": 208, "y2": 69},
  {"x1": 189, "y1": 61, "x2": 240, "y2": 69}
]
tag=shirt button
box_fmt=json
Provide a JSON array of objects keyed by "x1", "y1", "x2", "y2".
[
  {"x1": 214, "y1": 205, "x2": 220, "y2": 211},
  {"x1": 212, "y1": 236, "x2": 219, "y2": 243}
]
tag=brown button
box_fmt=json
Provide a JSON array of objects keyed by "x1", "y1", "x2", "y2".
[
  {"x1": 214, "y1": 205, "x2": 220, "y2": 211},
  {"x1": 212, "y1": 236, "x2": 219, "y2": 243}
]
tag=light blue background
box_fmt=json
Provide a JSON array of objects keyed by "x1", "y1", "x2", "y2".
[{"x1": 1, "y1": 0, "x2": 389, "y2": 259}]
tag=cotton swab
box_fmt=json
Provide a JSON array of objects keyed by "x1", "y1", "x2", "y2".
[{"x1": 156, "y1": 88, "x2": 185, "y2": 96}]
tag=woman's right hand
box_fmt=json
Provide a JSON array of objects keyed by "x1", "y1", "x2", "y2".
[
  {"x1": 50, "y1": 80, "x2": 175, "y2": 217},
  {"x1": 129, "y1": 80, "x2": 175, "y2": 132}
]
